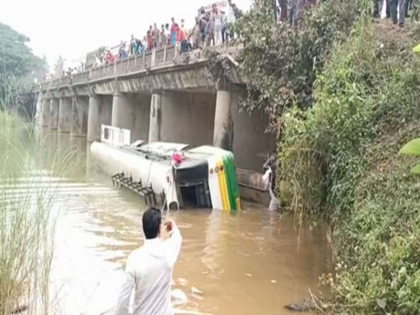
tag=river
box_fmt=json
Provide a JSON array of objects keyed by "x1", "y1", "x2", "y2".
[{"x1": 35, "y1": 129, "x2": 331, "y2": 315}]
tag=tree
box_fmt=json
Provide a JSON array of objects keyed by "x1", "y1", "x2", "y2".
[
  {"x1": 0, "y1": 23, "x2": 46, "y2": 78},
  {"x1": 0, "y1": 23, "x2": 47, "y2": 116}
]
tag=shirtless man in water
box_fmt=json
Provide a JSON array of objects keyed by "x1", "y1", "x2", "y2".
[{"x1": 115, "y1": 207, "x2": 182, "y2": 315}]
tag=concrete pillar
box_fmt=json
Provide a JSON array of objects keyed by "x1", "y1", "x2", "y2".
[
  {"x1": 213, "y1": 90, "x2": 234, "y2": 151},
  {"x1": 71, "y1": 96, "x2": 89, "y2": 137},
  {"x1": 49, "y1": 99, "x2": 60, "y2": 130},
  {"x1": 148, "y1": 91, "x2": 215, "y2": 146},
  {"x1": 41, "y1": 98, "x2": 50, "y2": 127},
  {"x1": 58, "y1": 98, "x2": 72, "y2": 133},
  {"x1": 231, "y1": 90, "x2": 277, "y2": 172},
  {"x1": 112, "y1": 93, "x2": 150, "y2": 143},
  {"x1": 87, "y1": 95, "x2": 112, "y2": 142},
  {"x1": 148, "y1": 93, "x2": 162, "y2": 143}
]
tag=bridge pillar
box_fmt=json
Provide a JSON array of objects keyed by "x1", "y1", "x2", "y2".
[
  {"x1": 49, "y1": 99, "x2": 60, "y2": 130},
  {"x1": 41, "y1": 98, "x2": 51, "y2": 128},
  {"x1": 213, "y1": 90, "x2": 234, "y2": 151},
  {"x1": 87, "y1": 95, "x2": 112, "y2": 142},
  {"x1": 71, "y1": 96, "x2": 89, "y2": 137},
  {"x1": 112, "y1": 93, "x2": 150, "y2": 144},
  {"x1": 148, "y1": 93, "x2": 162, "y2": 143},
  {"x1": 148, "y1": 91, "x2": 215, "y2": 146},
  {"x1": 58, "y1": 98, "x2": 72, "y2": 133}
]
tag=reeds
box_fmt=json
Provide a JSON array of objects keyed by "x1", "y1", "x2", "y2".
[{"x1": 0, "y1": 79, "x2": 76, "y2": 314}]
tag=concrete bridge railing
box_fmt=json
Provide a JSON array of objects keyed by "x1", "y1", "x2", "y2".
[{"x1": 47, "y1": 46, "x2": 181, "y2": 90}]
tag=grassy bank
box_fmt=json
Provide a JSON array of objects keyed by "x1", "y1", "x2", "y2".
[{"x1": 279, "y1": 16, "x2": 420, "y2": 314}]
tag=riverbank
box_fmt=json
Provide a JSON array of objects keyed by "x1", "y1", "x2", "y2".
[{"x1": 279, "y1": 15, "x2": 420, "y2": 314}]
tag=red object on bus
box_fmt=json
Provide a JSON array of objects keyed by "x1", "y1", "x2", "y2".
[{"x1": 172, "y1": 152, "x2": 183, "y2": 165}]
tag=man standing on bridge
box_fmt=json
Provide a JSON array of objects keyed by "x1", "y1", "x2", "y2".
[
  {"x1": 390, "y1": 0, "x2": 406, "y2": 26},
  {"x1": 115, "y1": 208, "x2": 183, "y2": 315},
  {"x1": 153, "y1": 24, "x2": 160, "y2": 48}
]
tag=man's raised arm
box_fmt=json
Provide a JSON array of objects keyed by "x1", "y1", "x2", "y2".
[{"x1": 163, "y1": 220, "x2": 183, "y2": 267}]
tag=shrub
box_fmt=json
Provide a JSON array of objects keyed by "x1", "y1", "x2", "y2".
[
  {"x1": 279, "y1": 15, "x2": 420, "y2": 314},
  {"x1": 237, "y1": 0, "x2": 370, "y2": 127}
]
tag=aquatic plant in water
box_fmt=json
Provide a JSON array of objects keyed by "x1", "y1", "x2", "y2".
[{"x1": 0, "y1": 83, "x2": 77, "y2": 314}]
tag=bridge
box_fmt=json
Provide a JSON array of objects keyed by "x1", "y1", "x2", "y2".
[{"x1": 36, "y1": 46, "x2": 275, "y2": 203}]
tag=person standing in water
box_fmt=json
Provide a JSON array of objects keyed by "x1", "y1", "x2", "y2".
[{"x1": 115, "y1": 207, "x2": 183, "y2": 315}]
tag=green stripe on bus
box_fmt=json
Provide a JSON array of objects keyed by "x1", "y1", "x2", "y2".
[
  {"x1": 223, "y1": 154, "x2": 237, "y2": 211},
  {"x1": 226, "y1": 152, "x2": 240, "y2": 211}
]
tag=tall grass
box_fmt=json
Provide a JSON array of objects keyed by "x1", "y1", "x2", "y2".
[{"x1": 0, "y1": 79, "x2": 76, "y2": 314}]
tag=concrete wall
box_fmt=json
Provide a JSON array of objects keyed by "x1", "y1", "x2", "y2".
[
  {"x1": 213, "y1": 90, "x2": 234, "y2": 151},
  {"x1": 41, "y1": 98, "x2": 50, "y2": 127},
  {"x1": 103, "y1": 96, "x2": 113, "y2": 124},
  {"x1": 87, "y1": 63, "x2": 215, "y2": 96},
  {"x1": 149, "y1": 93, "x2": 162, "y2": 143},
  {"x1": 231, "y1": 91, "x2": 276, "y2": 172},
  {"x1": 111, "y1": 94, "x2": 151, "y2": 143},
  {"x1": 58, "y1": 98, "x2": 72, "y2": 133},
  {"x1": 132, "y1": 94, "x2": 151, "y2": 142},
  {"x1": 49, "y1": 99, "x2": 60, "y2": 130},
  {"x1": 87, "y1": 95, "x2": 113, "y2": 142},
  {"x1": 71, "y1": 96, "x2": 89, "y2": 137},
  {"x1": 159, "y1": 91, "x2": 216, "y2": 147}
]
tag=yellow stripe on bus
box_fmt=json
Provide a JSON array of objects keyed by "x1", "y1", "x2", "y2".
[
  {"x1": 216, "y1": 160, "x2": 227, "y2": 211},
  {"x1": 219, "y1": 159, "x2": 231, "y2": 211},
  {"x1": 217, "y1": 159, "x2": 229, "y2": 211},
  {"x1": 216, "y1": 160, "x2": 224, "y2": 210}
]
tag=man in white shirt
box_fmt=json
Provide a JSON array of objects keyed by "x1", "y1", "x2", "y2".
[
  {"x1": 115, "y1": 207, "x2": 183, "y2": 315},
  {"x1": 211, "y1": 4, "x2": 223, "y2": 46}
]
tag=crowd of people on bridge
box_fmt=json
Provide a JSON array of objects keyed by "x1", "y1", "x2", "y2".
[
  {"x1": 275, "y1": 0, "x2": 318, "y2": 26},
  {"x1": 89, "y1": 0, "x2": 331, "y2": 69},
  {"x1": 278, "y1": 0, "x2": 413, "y2": 28},
  {"x1": 66, "y1": 0, "x2": 411, "y2": 75},
  {"x1": 374, "y1": 0, "x2": 414, "y2": 27},
  {"x1": 138, "y1": 1, "x2": 244, "y2": 53},
  {"x1": 93, "y1": 0, "x2": 243, "y2": 68}
]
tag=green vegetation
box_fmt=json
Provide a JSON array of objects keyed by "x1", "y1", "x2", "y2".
[
  {"x1": 400, "y1": 139, "x2": 420, "y2": 174},
  {"x1": 0, "y1": 110, "x2": 53, "y2": 314},
  {"x1": 0, "y1": 23, "x2": 70, "y2": 314},
  {"x1": 239, "y1": 0, "x2": 420, "y2": 313},
  {"x1": 280, "y1": 18, "x2": 420, "y2": 313},
  {"x1": 0, "y1": 90, "x2": 78, "y2": 314},
  {"x1": 0, "y1": 22, "x2": 47, "y2": 119},
  {"x1": 237, "y1": 0, "x2": 368, "y2": 127},
  {"x1": 0, "y1": 23, "x2": 46, "y2": 79}
]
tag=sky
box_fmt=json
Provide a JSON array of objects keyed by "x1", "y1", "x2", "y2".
[{"x1": 0, "y1": 0, "x2": 252, "y2": 71}]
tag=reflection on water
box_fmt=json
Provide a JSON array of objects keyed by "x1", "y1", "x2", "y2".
[{"x1": 35, "y1": 129, "x2": 332, "y2": 315}]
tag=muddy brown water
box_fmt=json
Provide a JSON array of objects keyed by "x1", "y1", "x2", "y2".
[{"x1": 35, "y1": 130, "x2": 332, "y2": 314}]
